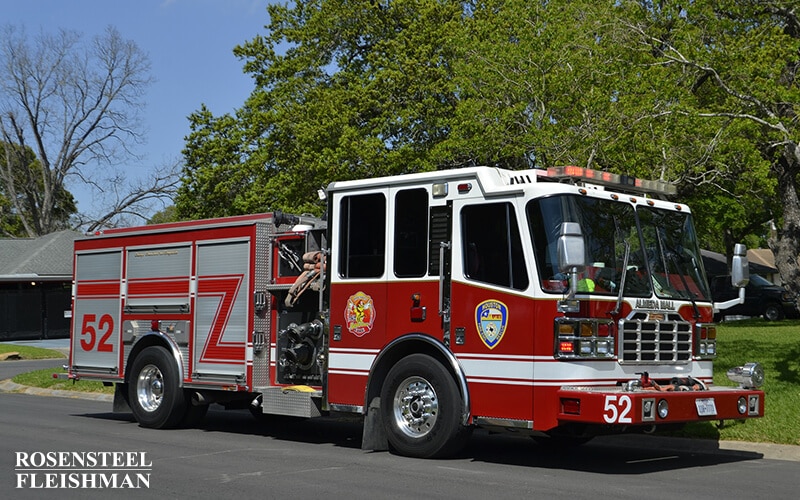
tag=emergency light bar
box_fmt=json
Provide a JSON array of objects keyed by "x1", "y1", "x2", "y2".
[{"x1": 546, "y1": 166, "x2": 677, "y2": 196}]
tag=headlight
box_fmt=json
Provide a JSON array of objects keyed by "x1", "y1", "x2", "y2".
[
  {"x1": 726, "y1": 362, "x2": 765, "y2": 389},
  {"x1": 657, "y1": 399, "x2": 669, "y2": 419},
  {"x1": 737, "y1": 397, "x2": 748, "y2": 415},
  {"x1": 554, "y1": 318, "x2": 615, "y2": 360}
]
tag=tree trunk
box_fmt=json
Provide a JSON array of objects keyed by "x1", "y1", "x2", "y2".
[{"x1": 768, "y1": 143, "x2": 800, "y2": 308}]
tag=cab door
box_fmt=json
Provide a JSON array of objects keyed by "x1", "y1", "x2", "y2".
[
  {"x1": 327, "y1": 189, "x2": 389, "y2": 407},
  {"x1": 448, "y1": 198, "x2": 535, "y2": 423}
]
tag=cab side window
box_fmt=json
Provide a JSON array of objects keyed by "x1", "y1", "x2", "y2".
[
  {"x1": 461, "y1": 203, "x2": 528, "y2": 290},
  {"x1": 394, "y1": 188, "x2": 428, "y2": 278},
  {"x1": 338, "y1": 193, "x2": 386, "y2": 278}
]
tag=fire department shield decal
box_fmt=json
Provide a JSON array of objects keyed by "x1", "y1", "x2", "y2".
[
  {"x1": 475, "y1": 300, "x2": 508, "y2": 349},
  {"x1": 345, "y1": 291, "x2": 375, "y2": 337}
]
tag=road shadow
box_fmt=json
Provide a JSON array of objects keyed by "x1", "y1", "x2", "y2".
[
  {"x1": 75, "y1": 406, "x2": 763, "y2": 473},
  {"x1": 460, "y1": 431, "x2": 762, "y2": 474}
]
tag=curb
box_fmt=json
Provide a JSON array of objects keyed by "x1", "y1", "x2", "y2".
[
  {"x1": 0, "y1": 379, "x2": 113, "y2": 402},
  {"x1": 593, "y1": 433, "x2": 800, "y2": 462},
  {"x1": 1, "y1": 378, "x2": 798, "y2": 462}
]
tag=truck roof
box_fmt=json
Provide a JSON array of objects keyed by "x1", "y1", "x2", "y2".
[
  {"x1": 82, "y1": 213, "x2": 275, "y2": 239},
  {"x1": 327, "y1": 165, "x2": 679, "y2": 203}
]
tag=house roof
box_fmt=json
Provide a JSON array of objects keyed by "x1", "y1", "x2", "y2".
[
  {"x1": 0, "y1": 230, "x2": 80, "y2": 282},
  {"x1": 747, "y1": 248, "x2": 776, "y2": 269},
  {"x1": 701, "y1": 248, "x2": 777, "y2": 277}
]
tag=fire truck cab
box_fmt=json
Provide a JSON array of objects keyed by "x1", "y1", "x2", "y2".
[{"x1": 66, "y1": 166, "x2": 765, "y2": 458}]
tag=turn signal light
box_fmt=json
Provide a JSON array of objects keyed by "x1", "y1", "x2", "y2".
[
  {"x1": 555, "y1": 318, "x2": 615, "y2": 360},
  {"x1": 561, "y1": 398, "x2": 581, "y2": 415}
]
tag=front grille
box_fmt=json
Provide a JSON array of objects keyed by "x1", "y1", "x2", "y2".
[{"x1": 619, "y1": 311, "x2": 692, "y2": 364}]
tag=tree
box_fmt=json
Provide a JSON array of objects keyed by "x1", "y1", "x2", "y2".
[
  {"x1": 147, "y1": 204, "x2": 179, "y2": 225},
  {"x1": 0, "y1": 25, "x2": 178, "y2": 236},
  {"x1": 612, "y1": 0, "x2": 800, "y2": 296},
  {"x1": 447, "y1": 1, "x2": 780, "y2": 256},
  {"x1": 0, "y1": 141, "x2": 76, "y2": 236},
  {"x1": 179, "y1": 0, "x2": 464, "y2": 218},
  {"x1": 178, "y1": 0, "x2": 800, "y2": 301}
]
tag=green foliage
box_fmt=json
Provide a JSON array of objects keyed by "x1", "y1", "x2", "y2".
[
  {"x1": 147, "y1": 205, "x2": 180, "y2": 225},
  {"x1": 180, "y1": 0, "x2": 464, "y2": 219},
  {"x1": 178, "y1": 0, "x2": 800, "y2": 273},
  {"x1": 610, "y1": 0, "x2": 800, "y2": 257},
  {"x1": 0, "y1": 142, "x2": 77, "y2": 237}
]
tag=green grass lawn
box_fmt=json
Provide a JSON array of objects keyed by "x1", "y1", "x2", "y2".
[
  {"x1": 12, "y1": 367, "x2": 115, "y2": 394},
  {"x1": 3, "y1": 320, "x2": 799, "y2": 445},
  {"x1": 659, "y1": 318, "x2": 800, "y2": 446},
  {"x1": 0, "y1": 344, "x2": 113, "y2": 393},
  {"x1": 0, "y1": 344, "x2": 65, "y2": 360}
]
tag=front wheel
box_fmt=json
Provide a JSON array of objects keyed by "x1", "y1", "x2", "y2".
[
  {"x1": 763, "y1": 303, "x2": 784, "y2": 321},
  {"x1": 128, "y1": 346, "x2": 187, "y2": 429},
  {"x1": 380, "y1": 354, "x2": 468, "y2": 458}
]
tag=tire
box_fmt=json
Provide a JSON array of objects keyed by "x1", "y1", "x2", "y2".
[
  {"x1": 763, "y1": 303, "x2": 784, "y2": 321},
  {"x1": 380, "y1": 354, "x2": 467, "y2": 458},
  {"x1": 128, "y1": 346, "x2": 187, "y2": 429}
]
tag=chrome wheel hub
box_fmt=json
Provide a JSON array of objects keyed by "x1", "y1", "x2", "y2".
[
  {"x1": 136, "y1": 364, "x2": 164, "y2": 412},
  {"x1": 392, "y1": 376, "x2": 438, "y2": 438}
]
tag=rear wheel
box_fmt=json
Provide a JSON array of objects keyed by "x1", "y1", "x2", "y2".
[
  {"x1": 128, "y1": 346, "x2": 187, "y2": 429},
  {"x1": 380, "y1": 354, "x2": 468, "y2": 458}
]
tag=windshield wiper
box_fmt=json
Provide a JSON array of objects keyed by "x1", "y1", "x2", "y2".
[
  {"x1": 668, "y1": 252, "x2": 701, "y2": 319},
  {"x1": 654, "y1": 227, "x2": 672, "y2": 286},
  {"x1": 610, "y1": 216, "x2": 629, "y2": 317},
  {"x1": 611, "y1": 239, "x2": 630, "y2": 317}
]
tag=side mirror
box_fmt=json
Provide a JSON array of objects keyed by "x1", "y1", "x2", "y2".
[
  {"x1": 557, "y1": 222, "x2": 585, "y2": 313},
  {"x1": 731, "y1": 243, "x2": 749, "y2": 288},
  {"x1": 557, "y1": 222, "x2": 586, "y2": 273}
]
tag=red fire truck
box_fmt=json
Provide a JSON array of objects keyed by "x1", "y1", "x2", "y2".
[{"x1": 64, "y1": 166, "x2": 765, "y2": 458}]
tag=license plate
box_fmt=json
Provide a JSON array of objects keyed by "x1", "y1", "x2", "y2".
[{"x1": 695, "y1": 397, "x2": 717, "y2": 416}]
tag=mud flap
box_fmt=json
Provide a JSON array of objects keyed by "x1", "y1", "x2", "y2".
[
  {"x1": 361, "y1": 397, "x2": 389, "y2": 451},
  {"x1": 113, "y1": 383, "x2": 131, "y2": 413}
]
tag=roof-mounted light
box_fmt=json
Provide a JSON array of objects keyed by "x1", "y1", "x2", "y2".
[{"x1": 546, "y1": 166, "x2": 677, "y2": 197}]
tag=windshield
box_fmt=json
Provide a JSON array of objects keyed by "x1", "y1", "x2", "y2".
[
  {"x1": 749, "y1": 274, "x2": 774, "y2": 287},
  {"x1": 527, "y1": 195, "x2": 711, "y2": 301},
  {"x1": 638, "y1": 206, "x2": 711, "y2": 300}
]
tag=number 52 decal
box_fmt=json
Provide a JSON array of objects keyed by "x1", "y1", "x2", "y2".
[
  {"x1": 603, "y1": 395, "x2": 633, "y2": 423},
  {"x1": 79, "y1": 314, "x2": 115, "y2": 352}
]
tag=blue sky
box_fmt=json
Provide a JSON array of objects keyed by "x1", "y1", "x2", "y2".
[{"x1": 4, "y1": 0, "x2": 273, "y2": 218}]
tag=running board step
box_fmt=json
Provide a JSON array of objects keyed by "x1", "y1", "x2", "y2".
[{"x1": 260, "y1": 386, "x2": 322, "y2": 418}]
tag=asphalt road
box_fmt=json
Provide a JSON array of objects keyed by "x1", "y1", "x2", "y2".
[{"x1": 1, "y1": 349, "x2": 798, "y2": 499}]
